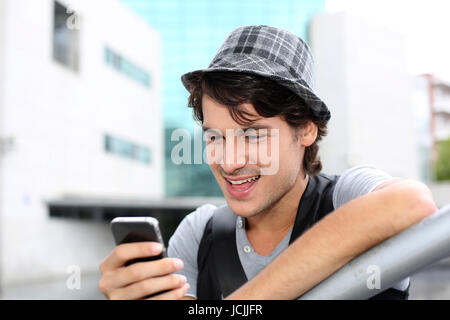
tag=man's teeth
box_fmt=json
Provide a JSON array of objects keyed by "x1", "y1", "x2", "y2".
[{"x1": 228, "y1": 176, "x2": 260, "y2": 185}]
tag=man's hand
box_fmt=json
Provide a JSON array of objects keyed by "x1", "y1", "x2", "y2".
[{"x1": 98, "y1": 242, "x2": 190, "y2": 300}]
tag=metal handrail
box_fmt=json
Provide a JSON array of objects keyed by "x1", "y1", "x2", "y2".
[{"x1": 299, "y1": 204, "x2": 450, "y2": 299}]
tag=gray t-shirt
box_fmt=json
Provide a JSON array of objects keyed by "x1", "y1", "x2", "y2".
[{"x1": 168, "y1": 165, "x2": 410, "y2": 299}]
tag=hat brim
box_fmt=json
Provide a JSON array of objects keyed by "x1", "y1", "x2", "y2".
[{"x1": 181, "y1": 66, "x2": 330, "y2": 122}]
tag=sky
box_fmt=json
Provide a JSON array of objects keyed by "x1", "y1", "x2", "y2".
[{"x1": 326, "y1": 0, "x2": 450, "y2": 82}]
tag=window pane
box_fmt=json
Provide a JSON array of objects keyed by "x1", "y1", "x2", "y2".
[
  {"x1": 104, "y1": 134, "x2": 151, "y2": 165},
  {"x1": 104, "y1": 47, "x2": 151, "y2": 88},
  {"x1": 53, "y1": 1, "x2": 79, "y2": 71}
]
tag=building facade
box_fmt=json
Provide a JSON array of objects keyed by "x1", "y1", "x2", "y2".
[
  {"x1": 310, "y1": 12, "x2": 420, "y2": 180},
  {"x1": 0, "y1": 0, "x2": 163, "y2": 286}
]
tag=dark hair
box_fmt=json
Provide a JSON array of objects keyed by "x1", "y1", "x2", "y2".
[{"x1": 185, "y1": 71, "x2": 328, "y2": 175}]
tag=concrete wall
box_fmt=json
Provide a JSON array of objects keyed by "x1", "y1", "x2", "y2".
[
  {"x1": 0, "y1": 0, "x2": 162, "y2": 285},
  {"x1": 310, "y1": 12, "x2": 419, "y2": 180}
]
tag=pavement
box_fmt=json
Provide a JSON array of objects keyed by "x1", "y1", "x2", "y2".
[
  {"x1": 0, "y1": 271, "x2": 105, "y2": 300},
  {"x1": 1, "y1": 259, "x2": 450, "y2": 300}
]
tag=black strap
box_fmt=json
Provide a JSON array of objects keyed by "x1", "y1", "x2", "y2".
[
  {"x1": 212, "y1": 206, "x2": 248, "y2": 298},
  {"x1": 369, "y1": 283, "x2": 411, "y2": 300},
  {"x1": 289, "y1": 174, "x2": 317, "y2": 243}
]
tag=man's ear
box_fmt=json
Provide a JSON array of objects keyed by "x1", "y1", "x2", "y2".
[{"x1": 298, "y1": 121, "x2": 318, "y2": 147}]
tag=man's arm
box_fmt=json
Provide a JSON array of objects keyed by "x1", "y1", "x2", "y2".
[{"x1": 226, "y1": 178, "x2": 438, "y2": 300}]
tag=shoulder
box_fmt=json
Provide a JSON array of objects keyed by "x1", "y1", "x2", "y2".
[
  {"x1": 332, "y1": 164, "x2": 394, "y2": 209},
  {"x1": 168, "y1": 203, "x2": 217, "y2": 248},
  {"x1": 167, "y1": 203, "x2": 218, "y2": 299},
  {"x1": 336, "y1": 164, "x2": 393, "y2": 190}
]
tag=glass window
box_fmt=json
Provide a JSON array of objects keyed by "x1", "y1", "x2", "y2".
[
  {"x1": 104, "y1": 134, "x2": 152, "y2": 165},
  {"x1": 53, "y1": 1, "x2": 79, "y2": 71},
  {"x1": 104, "y1": 47, "x2": 151, "y2": 88}
]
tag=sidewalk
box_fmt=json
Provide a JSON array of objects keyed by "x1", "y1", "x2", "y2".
[{"x1": 0, "y1": 272, "x2": 104, "y2": 300}]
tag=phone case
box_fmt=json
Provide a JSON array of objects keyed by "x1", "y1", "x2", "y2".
[{"x1": 110, "y1": 217, "x2": 167, "y2": 265}]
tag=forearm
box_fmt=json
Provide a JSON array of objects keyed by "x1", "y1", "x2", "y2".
[{"x1": 227, "y1": 181, "x2": 437, "y2": 300}]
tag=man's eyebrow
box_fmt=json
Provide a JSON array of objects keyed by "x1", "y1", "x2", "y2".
[
  {"x1": 240, "y1": 124, "x2": 273, "y2": 131},
  {"x1": 202, "y1": 126, "x2": 223, "y2": 136},
  {"x1": 202, "y1": 124, "x2": 273, "y2": 133}
]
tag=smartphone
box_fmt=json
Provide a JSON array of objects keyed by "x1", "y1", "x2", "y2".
[{"x1": 110, "y1": 217, "x2": 167, "y2": 266}]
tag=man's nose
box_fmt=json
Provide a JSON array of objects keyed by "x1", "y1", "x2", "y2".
[{"x1": 220, "y1": 136, "x2": 247, "y2": 174}]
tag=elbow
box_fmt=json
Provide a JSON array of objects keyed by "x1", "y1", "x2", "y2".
[
  {"x1": 382, "y1": 180, "x2": 438, "y2": 234},
  {"x1": 400, "y1": 181, "x2": 438, "y2": 222},
  {"x1": 414, "y1": 192, "x2": 438, "y2": 219}
]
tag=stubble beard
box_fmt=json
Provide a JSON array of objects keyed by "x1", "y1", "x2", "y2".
[{"x1": 242, "y1": 165, "x2": 300, "y2": 219}]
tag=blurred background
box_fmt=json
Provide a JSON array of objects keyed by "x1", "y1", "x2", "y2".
[{"x1": 0, "y1": 0, "x2": 449, "y2": 299}]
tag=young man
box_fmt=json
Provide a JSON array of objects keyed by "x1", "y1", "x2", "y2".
[{"x1": 99, "y1": 25, "x2": 437, "y2": 300}]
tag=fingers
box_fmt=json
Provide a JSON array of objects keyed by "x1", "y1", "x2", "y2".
[
  {"x1": 100, "y1": 242, "x2": 162, "y2": 273},
  {"x1": 98, "y1": 242, "x2": 188, "y2": 300},
  {"x1": 101, "y1": 258, "x2": 184, "y2": 290},
  {"x1": 147, "y1": 283, "x2": 191, "y2": 300},
  {"x1": 111, "y1": 274, "x2": 188, "y2": 300}
]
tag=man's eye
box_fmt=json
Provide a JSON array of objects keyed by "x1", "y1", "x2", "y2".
[{"x1": 206, "y1": 135, "x2": 223, "y2": 143}]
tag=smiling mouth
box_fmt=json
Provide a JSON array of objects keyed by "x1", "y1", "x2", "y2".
[{"x1": 224, "y1": 175, "x2": 261, "y2": 191}]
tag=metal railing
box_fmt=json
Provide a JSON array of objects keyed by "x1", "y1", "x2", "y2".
[{"x1": 300, "y1": 204, "x2": 450, "y2": 299}]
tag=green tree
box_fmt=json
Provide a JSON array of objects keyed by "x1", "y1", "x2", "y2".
[{"x1": 435, "y1": 138, "x2": 450, "y2": 181}]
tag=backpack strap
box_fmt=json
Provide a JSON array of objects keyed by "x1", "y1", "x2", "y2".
[
  {"x1": 289, "y1": 173, "x2": 338, "y2": 244},
  {"x1": 211, "y1": 205, "x2": 248, "y2": 298}
]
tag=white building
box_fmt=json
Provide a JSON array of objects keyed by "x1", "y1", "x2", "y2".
[
  {"x1": 0, "y1": 0, "x2": 163, "y2": 287},
  {"x1": 425, "y1": 75, "x2": 450, "y2": 143},
  {"x1": 310, "y1": 12, "x2": 420, "y2": 180}
]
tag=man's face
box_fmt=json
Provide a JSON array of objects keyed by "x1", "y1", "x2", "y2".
[{"x1": 202, "y1": 94, "x2": 309, "y2": 218}]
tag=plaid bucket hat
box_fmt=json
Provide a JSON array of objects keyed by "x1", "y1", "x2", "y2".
[{"x1": 181, "y1": 25, "x2": 331, "y2": 122}]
